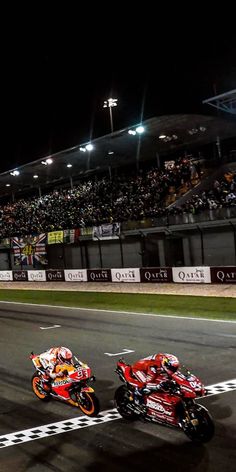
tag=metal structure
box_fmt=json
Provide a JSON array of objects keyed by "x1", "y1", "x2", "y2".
[
  {"x1": 202, "y1": 89, "x2": 236, "y2": 115},
  {"x1": 1, "y1": 113, "x2": 236, "y2": 200}
]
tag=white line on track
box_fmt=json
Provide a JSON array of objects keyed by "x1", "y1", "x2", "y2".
[
  {"x1": 0, "y1": 378, "x2": 236, "y2": 449},
  {"x1": 40, "y1": 325, "x2": 61, "y2": 330},
  {"x1": 0, "y1": 300, "x2": 235, "y2": 323}
]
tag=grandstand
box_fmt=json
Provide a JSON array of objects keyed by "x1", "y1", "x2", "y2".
[{"x1": 0, "y1": 109, "x2": 235, "y2": 272}]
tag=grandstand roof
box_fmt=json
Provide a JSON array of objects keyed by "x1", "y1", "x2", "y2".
[
  {"x1": 202, "y1": 89, "x2": 236, "y2": 115},
  {"x1": 1, "y1": 113, "x2": 236, "y2": 199}
]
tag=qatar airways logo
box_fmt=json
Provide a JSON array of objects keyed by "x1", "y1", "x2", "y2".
[
  {"x1": 111, "y1": 268, "x2": 140, "y2": 283},
  {"x1": 172, "y1": 267, "x2": 211, "y2": 283},
  {"x1": 0, "y1": 271, "x2": 13, "y2": 281},
  {"x1": 216, "y1": 270, "x2": 236, "y2": 283},
  {"x1": 28, "y1": 270, "x2": 46, "y2": 281},
  {"x1": 88, "y1": 269, "x2": 111, "y2": 282},
  {"x1": 65, "y1": 270, "x2": 87, "y2": 282}
]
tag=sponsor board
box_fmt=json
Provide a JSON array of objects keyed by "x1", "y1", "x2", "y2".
[
  {"x1": 111, "y1": 268, "x2": 140, "y2": 283},
  {"x1": 64, "y1": 269, "x2": 88, "y2": 282},
  {"x1": 0, "y1": 271, "x2": 13, "y2": 281},
  {"x1": 28, "y1": 270, "x2": 46, "y2": 282},
  {"x1": 211, "y1": 267, "x2": 236, "y2": 283},
  {"x1": 46, "y1": 270, "x2": 65, "y2": 282},
  {"x1": 172, "y1": 266, "x2": 211, "y2": 283},
  {"x1": 140, "y1": 267, "x2": 172, "y2": 283},
  {"x1": 13, "y1": 270, "x2": 28, "y2": 282},
  {"x1": 87, "y1": 269, "x2": 112, "y2": 282}
]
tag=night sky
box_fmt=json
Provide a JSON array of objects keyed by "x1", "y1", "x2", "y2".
[{"x1": 2, "y1": 16, "x2": 236, "y2": 173}]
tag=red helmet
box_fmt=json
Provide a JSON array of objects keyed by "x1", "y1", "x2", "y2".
[
  {"x1": 58, "y1": 347, "x2": 73, "y2": 364},
  {"x1": 162, "y1": 354, "x2": 179, "y2": 375}
]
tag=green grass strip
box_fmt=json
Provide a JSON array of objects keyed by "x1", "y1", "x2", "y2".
[{"x1": 0, "y1": 289, "x2": 235, "y2": 320}]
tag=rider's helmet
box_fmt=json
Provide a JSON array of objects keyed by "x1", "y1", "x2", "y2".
[
  {"x1": 58, "y1": 347, "x2": 73, "y2": 364},
  {"x1": 161, "y1": 354, "x2": 179, "y2": 375}
]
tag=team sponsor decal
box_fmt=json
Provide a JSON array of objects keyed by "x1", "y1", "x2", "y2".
[
  {"x1": 140, "y1": 267, "x2": 172, "y2": 283},
  {"x1": 64, "y1": 269, "x2": 88, "y2": 282},
  {"x1": 46, "y1": 270, "x2": 65, "y2": 282},
  {"x1": 13, "y1": 270, "x2": 28, "y2": 281},
  {"x1": 111, "y1": 268, "x2": 140, "y2": 283},
  {"x1": 28, "y1": 270, "x2": 46, "y2": 282},
  {"x1": 87, "y1": 269, "x2": 112, "y2": 282},
  {"x1": 210, "y1": 267, "x2": 236, "y2": 283},
  {"x1": 172, "y1": 266, "x2": 211, "y2": 283},
  {"x1": 0, "y1": 271, "x2": 13, "y2": 281},
  {"x1": 146, "y1": 399, "x2": 172, "y2": 416}
]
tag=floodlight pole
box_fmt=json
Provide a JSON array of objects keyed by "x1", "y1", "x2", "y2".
[{"x1": 103, "y1": 98, "x2": 118, "y2": 134}]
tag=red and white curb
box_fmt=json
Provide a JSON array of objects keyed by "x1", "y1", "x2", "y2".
[{"x1": 0, "y1": 378, "x2": 236, "y2": 448}]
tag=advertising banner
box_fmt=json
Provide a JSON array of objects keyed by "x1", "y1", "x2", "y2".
[
  {"x1": 0, "y1": 271, "x2": 13, "y2": 281},
  {"x1": 210, "y1": 267, "x2": 236, "y2": 283},
  {"x1": 140, "y1": 267, "x2": 172, "y2": 283},
  {"x1": 87, "y1": 269, "x2": 112, "y2": 282},
  {"x1": 93, "y1": 223, "x2": 120, "y2": 240},
  {"x1": 111, "y1": 268, "x2": 140, "y2": 283},
  {"x1": 172, "y1": 266, "x2": 211, "y2": 283},
  {"x1": 28, "y1": 270, "x2": 46, "y2": 282},
  {"x1": 46, "y1": 270, "x2": 65, "y2": 282},
  {"x1": 64, "y1": 269, "x2": 88, "y2": 282},
  {"x1": 47, "y1": 231, "x2": 64, "y2": 245},
  {"x1": 13, "y1": 270, "x2": 28, "y2": 282}
]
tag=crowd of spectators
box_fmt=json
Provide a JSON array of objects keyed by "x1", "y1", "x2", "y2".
[{"x1": 0, "y1": 157, "x2": 235, "y2": 239}]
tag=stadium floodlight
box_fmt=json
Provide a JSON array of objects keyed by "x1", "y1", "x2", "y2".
[
  {"x1": 128, "y1": 129, "x2": 136, "y2": 135},
  {"x1": 85, "y1": 143, "x2": 94, "y2": 151},
  {"x1": 136, "y1": 126, "x2": 145, "y2": 134},
  {"x1": 67, "y1": 163, "x2": 72, "y2": 168},
  {"x1": 103, "y1": 98, "x2": 118, "y2": 133},
  {"x1": 159, "y1": 134, "x2": 166, "y2": 139},
  {"x1": 80, "y1": 147, "x2": 86, "y2": 152},
  {"x1": 33, "y1": 174, "x2": 39, "y2": 179},
  {"x1": 46, "y1": 158, "x2": 53, "y2": 164},
  {"x1": 10, "y1": 170, "x2": 20, "y2": 176},
  {"x1": 6, "y1": 183, "x2": 11, "y2": 187}
]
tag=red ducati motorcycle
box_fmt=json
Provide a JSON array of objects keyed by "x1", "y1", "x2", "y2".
[
  {"x1": 30, "y1": 352, "x2": 100, "y2": 416},
  {"x1": 115, "y1": 359, "x2": 214, "y2": 442}
]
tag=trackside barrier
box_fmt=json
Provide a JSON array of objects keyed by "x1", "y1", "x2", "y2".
[{"x1": 0, "y1": 267, "x2": 235, "y2": 283}]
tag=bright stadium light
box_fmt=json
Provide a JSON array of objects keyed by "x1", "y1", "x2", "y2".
[
  {"x1": 103, "y1": 98, "x2": 118, "y2": 133},
  {"x1": 159, "y1": 134, "x2": 166, "y2": 139},
  {"x1": 6, "y1": 183, "x2": 11, "y2": 187},
  {"x1": 10, "y1": 170, "x2": 20, "y2": 176},
  {"x1": 128, "y1": 129, "x2": 136, "y2": 135},
  {"x1": 79, "y1": 147, "x2": 86, "y2": 152},
  {"x1": 85, "y1": 143, "x2": 94, "y2": 151},
  {"x1": 67, "y1": 163, "x2": 72, "y2": 168},
  {"x1": 136, "y1": 125, "x2": 145, "y2": 134},
  {"x1": 33, "y1": 174, "x2": 39, "y2": 179},
  {"x1": 46, "y1": 158, "x2": 53, "y2": 164}
]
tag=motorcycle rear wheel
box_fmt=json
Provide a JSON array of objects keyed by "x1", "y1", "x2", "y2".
[
  {"x1": 182, "y1": 405, "x2": 215, "y2": 443},
  {"x1": 78, "y1": 392, "x2": 100, "y2": 417},
  {"x1": 31, "y1": 373, "x2": 50, "y2": 401},
  {"x1": 115, "y1": 385, "x2": 138, "y2": 421}
]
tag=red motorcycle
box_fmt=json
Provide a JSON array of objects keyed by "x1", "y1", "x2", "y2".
[
  {"x1": 115, "y1": 359, "x2": 214, "y2": 442},
  {"x1": 30, "y1": 352, "x2": 100, "y2": 416}
]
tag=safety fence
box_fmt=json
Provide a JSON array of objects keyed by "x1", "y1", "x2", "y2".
[{"x1": 0, "y1": 266, "x2": 235, "y2": 284}]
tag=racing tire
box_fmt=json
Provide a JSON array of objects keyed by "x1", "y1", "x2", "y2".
[
  {"x1": 78, "y1": 392, "x2": 100, "y2": 417},
  {"x1": 115, "y1": 385, "x2": 138, "y2": 421},
  {"x1": 31, "y1": 373, "x2": 51, "y2": 402},
  {"x1": 182, "y1": 404, "x2": 215, "y2": 443}
]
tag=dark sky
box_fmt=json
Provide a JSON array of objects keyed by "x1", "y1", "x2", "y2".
[{"x1": 2, "y1": 16, "x2": 236, "y2": 173}]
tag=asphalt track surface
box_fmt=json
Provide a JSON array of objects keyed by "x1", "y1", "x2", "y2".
[{"x1": 0, "y1": 302, "x2": 235, "y2": 471}]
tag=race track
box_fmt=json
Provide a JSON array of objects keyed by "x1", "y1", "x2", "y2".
[{"x1": 0, "y1": 302, "x2": 235, "y2": 471}]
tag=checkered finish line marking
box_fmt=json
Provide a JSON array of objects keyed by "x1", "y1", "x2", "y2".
[{"x1": 1, "y1": 378, "x2": 236, "y2": 449}]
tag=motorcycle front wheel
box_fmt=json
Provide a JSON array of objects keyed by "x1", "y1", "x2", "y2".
[
  {"x1": 181, "y1": 404, "x2": 215, "y2": 443},
  {"x1": 115, "y1": 385, "x2": 138, "y2": 421},
  {"x1": 31, "y1": 373, "x2": 50, "y2": 401},
  {"x1": 77, "y1": 392, "x2": 100, "y2": 417}
]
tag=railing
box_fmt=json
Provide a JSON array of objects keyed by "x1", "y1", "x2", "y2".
[{"x1": 122, "y1": 207, "x2": 236, "y2": 231}]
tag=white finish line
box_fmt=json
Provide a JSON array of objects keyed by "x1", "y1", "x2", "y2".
[{"x1": 0, "y1": 379, "x2": 236, "y2": 449}]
